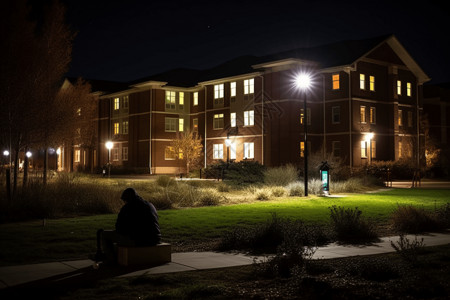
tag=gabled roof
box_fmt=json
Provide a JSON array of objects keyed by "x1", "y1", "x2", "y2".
[
  {"x1": 66, "y1": 77, "x2": 129, "y2": 95},
  {"x1": 130, "y1": 68, "x2": 202, "y2": 88}
]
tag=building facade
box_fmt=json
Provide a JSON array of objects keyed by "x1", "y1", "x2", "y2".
[{"x1": 89, "y1": 35, "x2": 429, "y2": 174}]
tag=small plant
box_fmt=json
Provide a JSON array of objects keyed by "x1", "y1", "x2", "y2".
[
  {"x1": 216, "y1": 182, "x2": 230, "y2": 193},
  {"x1": 286, "y1": 181, "x2": 304, "y2": 196},
  {"x1": 271, "y1": 186, "x2": 287, "y2": 197},
  {"x1": 391, "y1": 204, "x2": 440, "y2": 234},
  {"x1": 255, "y1": 188, "x2": 271, "y2": 201},
  {"x1": 329, "y1": 205, "x2": 378, "y2": 242},
  {"x1": 390, "y1": 233, "x2": 426, "y2": 262},
  {"x1": 156, "y1": 175, "x2": 176, "y2": 187},
  {"x1": 264, "y1": 164, "x2": 298, "y2": 186},
  {"x1": 196, "y1": 188, "x2": 223, "y2": 206}
]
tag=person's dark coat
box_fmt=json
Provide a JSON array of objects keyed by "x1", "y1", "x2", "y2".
[{"x1": 115, "y1": 188, "x2": 161, "y2": 246}]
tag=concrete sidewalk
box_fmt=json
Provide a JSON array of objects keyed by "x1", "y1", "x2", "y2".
[{"x1": 1, "y1": 232, "x2": 449, "y2": 290}]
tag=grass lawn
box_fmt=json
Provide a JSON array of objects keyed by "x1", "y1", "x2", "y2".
[{"x1": 0, "y1": 188, "x2": 449, "y2": 266}]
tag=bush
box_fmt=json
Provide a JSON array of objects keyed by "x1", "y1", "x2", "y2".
[
  {"x1": 156, "y1": 175, "x2": 176, "y2": 187},
  {"x1": 255, "y1": 188, "x2": 271, "y2": 200},
  {"x1": 196, "y1": 188, "x2": 223, "y2": 206},
  {"x1": 205, "y1": 161, "x2": 265, "y2": 185},
  {"x1": 391, "y1": 205, "x2": 440, "y2": 234},
  {"x1": 390, "y1": 233, "x2": 426, "y2": 263},
  {"x1": 286, "y1": 181, "x2": 304, "y2": 196},
  {"x1": 329, "y1": 206, "x2": 378, "y2": 242},
  {"x1": 270, "y1": 186, "x2": 287, "y2": 197},
  {"x1": 435, "y1": 203, "x2": 450, "y2": 228},
  {"x1": 264, "y1": 164, "x2": 298, "y2": 186}
]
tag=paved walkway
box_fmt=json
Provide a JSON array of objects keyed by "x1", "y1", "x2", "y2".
[{"x1": 0, "y1": 232, "x2": 449, "y2": 290}]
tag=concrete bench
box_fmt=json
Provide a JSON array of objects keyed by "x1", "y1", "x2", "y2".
[{"x1": 117, "y1": 243, "x2": 171, "y2": 266}]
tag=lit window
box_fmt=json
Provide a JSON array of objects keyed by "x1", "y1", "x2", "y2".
[
  {"x1": 370, "y1": 76, "x2": 375, "y2": 91},
  {"x1": 112, "y1": 148, "x2": 119, "y2": 161},
  {"x1": 114, "y1": 122, "x2": 120, "y2": 135},
  {"x1": 360, "y1": 106, "x2": 366, "y2": 123},
  {"x1": 179, "y1": 92, "x2": 184, "y2": 109},
  {"x1": 114, "y1": 98, "x2": 120, "y2": 110},
  {"x1": 165, "y1": 146, "x2": 176, "y2": 160},
  {"x1": 244, "y1": 110, "x2": 254, "y2": 126},
  {"x1": 398, "y1": 141, "x2": 402, "y2": 158},
  {"x1": 165, "y1": 118, "x2": 177, "y2": 132},
  {"x1": 244, "y1": 78, "x2": 254, "y2": 95},
  {"x1": 229, "y1": 142, "x2": 236, "y2": 160},
  {"x1": 332, "y1": 141, "x2": 341, "y2": 157},
  {"x1": 397, "y1": 80, "x2": 402, "y2": 95},
  {"x1": 408, "y1": 111, "x2": 413, "y2": 127},
  {"x1": 300, "y1": 108, "x2": 311, "y2": 125},
  {"x1": 231, "y1": 112, "x2": 236, "y2": 127},
  {"x1": 179, "y1": 118, "x2": 184, "y2": 132},
  {"x1": 122, "y1": 147, "x2": 128, "y2": 161},
  {"x1": 214, "y1": 84, "x2": 224, "y2": 99},
  {"x1": 193, "y1": 118, "x2": 198, "y2": 132},
  {"x1": 371, "y1": 140, "x2": 376, "y2": 159},
  {"x1": 77, "y1": 108, "x2": 81, "y2": 116},
  {"x1": 398, "y1": 110, "x2": 403, "y2": 126},
  {"x1": 193, "y1": 92, "x2": 198, "y2": 106},
  {"x1": 213, "y1": 144, "x2": 223, "y2": 159},
  {"x1": 74, "y1": 150, "x2": 80, "y2": 162},
  {"x1": 332, "y1": 74, "x2": 340, "y2": 90},
  {"x1": 178, "y1": 149, "x2": 183, "y2": 159},
  {"x1": 230, "y1": 82, "x2": 236, "y2": 98},
  {"x1": 300, "y1": 142, "x2": 305, "y2": 158},
  {"x1": 122, "y1": 121, "x2": 129, "y2": 134},
  {"x1": 360, "y1": 74, "x2": 365, "y2": 90},
  {"x1": 123, "y1": 96, "x2": 129, "y2": 109},
  {"x1": 407, "y1": 82, "x2": 412, "y2": 97},
  {"x1": 244, "y1": 142, "x2": 254, "y2": 159},
  {"x1": 165, "y1": 91, "x2": 176, "y2": 109},
  {"x1": 332, "y1": 106, "x2": 340, "y2": 124},
  {"x1": 213, "y1": 114, "x2": 224, "y2": 129},
  {"x1": 370, "y1": 107, "x2": 376, "y2": 124},
  {"x1": 361, "y1": 141, "x2": 368, "y2": 158}
]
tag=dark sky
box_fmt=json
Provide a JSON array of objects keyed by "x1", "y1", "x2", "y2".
[{"x1": 62, "y1": 0, "x2": 450, "y2": 84}]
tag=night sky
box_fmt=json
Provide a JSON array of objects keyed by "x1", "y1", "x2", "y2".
[{"x1": 62, "y1": 0, "x2": 450, "y2": 85}]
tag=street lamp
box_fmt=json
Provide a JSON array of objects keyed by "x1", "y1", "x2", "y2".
[
  {"x1": 296, "y1": 73, "x2": 312, "y2": 196},
  {"x1": 105, "y1": 141, "x2": 113, "y2": 177}
]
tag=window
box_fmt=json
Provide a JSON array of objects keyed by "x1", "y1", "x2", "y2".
[
  {"x1": 214, "y1": 84, "x2": 224, "y2": 99},
  {"x1": 370, "y1": 107, "x2": 376, "y2": 124},
  {"x1": 332, "y1": 106, "x2": 340, "y2": 124},
  {"x1": 300, "y1": 108, "x2": 311, "y2": 125},
  {"x1": 361, "y1": 141, "x2": 368, "y2": 158},
  {"x1": 165, "y1": 91, "x2": 176, "y2": 109},
  {"x1": 165, "y1": 146, "x2": 176, "y2": 160},
  {"x1": 179, "y1": 118, "x2": 184, "y2": 132},
  {"x1": 244, "y1": 78, "x2": 254, "y2": 95},
  {"x1": 360, "y1": 106, "x2": 366, "y2": 123},
  {"x1": 74, "y1": 150, "x2": 80, "y2": 162},
  {"x1": 407, "y1": 82, "x2": 412, "y2": 97},
  {"x1": 165, "y1": 117, "x2": 177, "y2": 132},
  {"x1": 122, "y1": 121, "x2": 129, "y2": 134},
  {"x1": 244, "y1": 110, "x2": 254, "y2": 126},
  {"x1": 114, "y1": 122, "x2": 120, "y2": 135},
  {"x1": 332, "y1": 141, "x2": 341, "y2": 157},
  {"x1": 397, "y1": 80, "x2": 402, "y2": 95},
  {"x1": 123, "y1": 96, "x2": 129, "y2": 109},
  {"x1": 300, "y1": 141, "x2": 305, "y2": 158},
  {"x1": 244, "y1": 142, "x2": 254, "y2": 159},
  {"x1": 77, "y1": 108, "x2": 81, "y2": 116},
  {"x1": 370, "y1": 76, "x2": 375, "y2": 91},
  {"x1": 332, "y1": 74, "x2": 340, "y2": 90},
  {"x1": 360, "y1": 74, "x2": 365, "y2": 90},
  {"x1": 230, "y1": 112, "x2": 236, "y2": 127},
  {"x1": 371, "y1": 140, "x2": 376, "y2": 159},
  {"x1": 122, "y1": 147, "x2": 128, "y2": 161},
  {"x1": 213, "y1": 144, "x2": 223, "y2": 159},
  {"x1": 230, "y1": 82, "x2": 236, "y2": 99},
  {"x1": 114, "y1": 98, "x2": 120, "y2": 110},
  {"x1": 230, "y1": 142, "x2": 236, "y2": 160},
  {"x1": 213, "y1": 114, "x2": 224, "y2": 129},
  {"x1": 398, "y1": 110, "x2": 403, "y2": 126},
  {"x1": 398, "y1": 141, "x2": 402, "y2": 158},
  {"x1": 112, "y1": 148, "x2": 119, "y2": 161},
  {"x1": 193, "y1": 118, "x2": 198, "y2": 132},
  {"x1": 179, "y1": 149, "x2": 183, "y2": 159},
  {"x1": 179, "y1": 92, "x2": 184, "y2": 109},
  {"x1": 193, "y1": 92, "x2": 198, "y2": 106},
  {"x1": 408, "y1": 111, "x2": 413, "y2": 127}
]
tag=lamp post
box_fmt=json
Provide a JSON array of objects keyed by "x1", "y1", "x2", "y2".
[
  {"x1": 296, "y1": 73, "x2": 312, "y2": 196},
  {"x1": 105, "y1": 141, "x2": 113, "y2": 178}
]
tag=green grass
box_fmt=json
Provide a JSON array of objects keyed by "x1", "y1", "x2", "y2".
[{"x1": 0, "y1": 188, "x2": 449, "y2": 266}]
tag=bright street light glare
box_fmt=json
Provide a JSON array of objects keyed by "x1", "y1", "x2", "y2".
[
  {"x1": 26, "y1": 151, "x2": 32, "y2": 158},
  {"x1": 295, "y1": 73, "x2": 311, "y2": 90},
  {"x1": 3, "y1": 150, "x2": 9, "y2": 156},
  {"x1": 365, "y1": 132, "x2": 374, "y2": 141},
  {"x1": 106, "y1": 141, "x2": 113, "y2": 150}
]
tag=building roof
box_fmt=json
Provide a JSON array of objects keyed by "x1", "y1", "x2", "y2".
[{"x1": 66, "y1": 77, "x2": 129, "y2": 95}]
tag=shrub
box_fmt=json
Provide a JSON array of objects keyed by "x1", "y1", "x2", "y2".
[
  {"x1": 435, "y1": 203, "x2": 450, "y2": 228},
  {"x1": 156, "y1": 175, "x2": 176, "y2": 187},
  {"x1": 329, "y1": 206, "x2": 378, "y2": 242},
  {"x1": 286, "y1": 181, "x2": 304, "y2": 196},
  {"x1": 390, "y1": 233, "x2": 426, "y2": 263},
  {"x1": 196, "y1": 188, "x2": 223, "y2": 206},
  {"x1": 270, "y1": 186, "x2": 287, "y2": 197},
  {"x1": 391, "y1": 204, "x2": 440, "y2": 234},
  {"x1": 264, "y1": 164, "x2": 298, "y2": 186},
  {"x1": 255, "y1": 188, "x2": 271, "y2": 200},
  {"x1": 216, "y1": 182, "x2": 230, "y2": 193},
  {"x1": 308, "y1": 178, "x2": 323, "y2": 195}
]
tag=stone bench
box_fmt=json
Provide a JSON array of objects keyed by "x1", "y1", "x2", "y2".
[{"x1": 117, "y1": 243, "x2": 171, "y2": 266}]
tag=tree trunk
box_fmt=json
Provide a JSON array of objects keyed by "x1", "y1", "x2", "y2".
[{"x1": 43, "y1": 148, "x2": 48, "y2": 185}]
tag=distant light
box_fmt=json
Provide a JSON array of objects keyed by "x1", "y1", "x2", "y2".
[
  {"x1": 106, "y1": 141, "x2": 113, "y2": 150},
  {"x1": 3, "y1": 150, "x2": 9, "y2": 156},
  {"x1": 295, "y1": 73, "x2": 312, "y2": 90},
  {"x1": 56, "y1": 148, "x2": 61, "y2": 155},
  {"x1": 48, "y1": 148, "x2": 55, "y2": 154},
  {"x1": 26, "y1": 151, "x2": 32, "y2": 158}
]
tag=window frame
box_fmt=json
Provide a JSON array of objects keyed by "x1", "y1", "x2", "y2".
[
  {"x1": 243, "y1": 142, "x2": 254, "y2": 159},
  {"x1": 114, "y1": 97, "x2": 120, "y2": 110},
  {"x1": 397, "y1": 80, "x2": 402, "y2": 95},
  {"x1": 369, "y1": 76, "x2": 375, "y2": 91},
  {"x1": 244, "y1": 78, "x2": 254, "y2": 95},
  {"x1": 398, "y1": 110, "x2": 403, "y2": 126},
  {"x1": 122, "y1": 147, "x2": 128, "y2": 161},
  {"x1": 332, "y1": 106, "x2": 340, "y2": 124},
  {"x1": 193, "y1": 92, "x2": 198, "y2": 106},
  {"x1": 369, "y1": 107, "x2": 376, "y2": 124},
  {"x1": 230, "y1": 112, "x2": 236, "y2": 127},
  {"x1": 165, "y1": 146, "x2": 177, "y2": 160},
  {"x1": 165, "y1": 117, "x2": 177, "y2": 132},
  {"x1": 213, "y1": 113, "x2": 224, "y2": 130},
  {"x1": 165, "y1": 91, "x2": 176, "y2": 110},
  {"x1": 244, "y1": 110, "x2": 254, "y2": 126},
  {"x1": 213, "y1": 144, "x2": 223, "y2": 159},
  {"x1": 332, "y1": 74, "x2": 340, "y2": 90},
  {"x1": 360, "y1": 106, "x2": 366, "y2": 123},
  {"x1": 360, "y1": 74, "x2": 365, "y2": 90},
  {"x1": 114, "y1": 122, "x2": 120, "y2": 135},
  {"x1": 122, "y1": 121, "x2": 129, "y2": 134}
]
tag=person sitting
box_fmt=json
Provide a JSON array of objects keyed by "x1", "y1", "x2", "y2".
[{"x1": 95, "y1": 187, "x2": 161, "y2": 263}]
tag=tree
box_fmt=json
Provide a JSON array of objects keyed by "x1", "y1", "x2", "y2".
[{"x1": 170, "y1": 129, "x2": 203, "y2": 176}]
